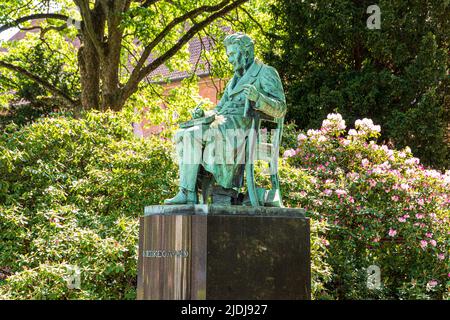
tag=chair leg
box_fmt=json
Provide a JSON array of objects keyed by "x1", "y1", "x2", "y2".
[
  {"x1": 246, "y1": 117, "x2": 260, "y2": 207},
  {"x1": 270, "y1": 173, "x2": 283, "y2": 207},
  {"x1": 246, "y1": 163, "x2": 260, "y2": 206}
]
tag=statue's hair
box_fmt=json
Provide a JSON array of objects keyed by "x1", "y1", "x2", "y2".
[{"x1": 223, "y1": 32, "x2": 254, "y2": 62}]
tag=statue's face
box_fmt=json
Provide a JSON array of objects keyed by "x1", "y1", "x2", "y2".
[{"x1": 226, "y1": 44, "x2": 246, "y2": 74}]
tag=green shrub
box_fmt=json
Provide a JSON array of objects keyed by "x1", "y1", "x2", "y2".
[
  {"x1": 0, "y1": 109, "x2": 331, "y2": 300},
  {"x1": 0, "y1": 110, "x2": 177, "y2": 299},
  {"x1": 282, "y1": 113, "x2": 449, "y2": 299},
  {"x1": 2, "y1": 108, "x2": 447, "y2": 300}
]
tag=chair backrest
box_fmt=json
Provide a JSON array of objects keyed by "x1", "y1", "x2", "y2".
[
  {"x1": 254, "y1": 112, "x2": 284, "y2": 176},
  {"x1": 246, "y1": 111, "x2": 284, "y2": 206},
  {"x1": 244, "y1": 101, "x2": 284, "y2": 207}
]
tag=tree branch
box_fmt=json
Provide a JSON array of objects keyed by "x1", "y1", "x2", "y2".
[
  {"x1": 123, "y1": 0, "x2": 248, "y2": 101},
  {"x1": 74, "y1": 0, "x2": 105, "y2": 57},
  {"x1": 17, "y1": 24, "x2": 68, "y2": 39},
  {"x1": 139, "y1": 0, "x2": 248, "y2": 82},
  {"x1": 0, "y1": 13, "x2": 69, "y2": 34},
  {"x1": 196, "y1": 32, "x2": 222, "y2": 95},
  {"x1": 141, "y1": 0, "x2": 160, "y2": 8},
  {"x1": 0, "y1": 60, "x2": 79, "y2": 108},
  {"x1": 133, "y1": 0, "x2": 232, "y2": 75},
  {"x1": 239, "y1": 7, "x2": 282, "y2": 40}
]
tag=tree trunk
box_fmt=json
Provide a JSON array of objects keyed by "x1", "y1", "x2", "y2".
[
  {"x1": 78, "y1": 38, "x2": 100, "y2": 110},
  {"x1": 99, "y1": 0, "x2": 126, "y2": 111},
  {"x1": 78, "y1": 1, "x2": 106, "y2": 111},
  {"x1": 99, "y1": 31, "x2": 122, "y2": 111}
]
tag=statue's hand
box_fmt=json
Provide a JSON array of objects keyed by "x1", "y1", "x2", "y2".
[
  {"x1": 242, "y1": 84, "x2": 260, "y2": 102},
  {"x1": 204, "y1": 109, "x2": 217, "y2": 117},
  {"x1": 190, "y1": 106, "x2": 205, "y2": 119}
]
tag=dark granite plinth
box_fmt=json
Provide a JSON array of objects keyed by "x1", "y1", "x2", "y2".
[{"x1": 137, "y1": 205, "x2": 310, "y2": 300}]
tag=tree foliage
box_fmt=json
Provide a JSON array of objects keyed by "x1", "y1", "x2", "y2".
[
  {"x1": 0, "y1": 30, "x2": 80, "y2": 124},
  {"x1": 0, "y1": 0, "x2": 253, "y2": 111},
  {"x1": 0, "y1": 110, "x2": 178, "y2": 299},
  {"x1": 264, "y1": 0, "x2": 449, "y2": 169}
]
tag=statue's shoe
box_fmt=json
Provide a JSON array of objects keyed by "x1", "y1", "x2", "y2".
[{"x1": 164, "y1": 189, "x2": 197, "y2": 205}]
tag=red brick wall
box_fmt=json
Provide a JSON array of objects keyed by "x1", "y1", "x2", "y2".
[
  {"x1": 162, "y1": 76, "x2": 227, "y2": 103},
  {"x1": 198, "y1": 76, "x2": 227, "y2": 103}
]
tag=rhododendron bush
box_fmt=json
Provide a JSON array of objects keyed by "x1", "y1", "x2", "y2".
[
  {"x1": 0, "y1": 110, "x2": 448, "y2": 300},
  {"x1": 281, "y1": 113, "x2": 449, "y2": 299}
]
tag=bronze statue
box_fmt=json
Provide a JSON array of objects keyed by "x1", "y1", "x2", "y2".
[{"x1": 164, "y1": 32, "x2": 286, "y2": 205}]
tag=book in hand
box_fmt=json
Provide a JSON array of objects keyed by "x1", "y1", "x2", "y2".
[{"x1": 179, "y1": 114, "x2": 216, "y2": 129}]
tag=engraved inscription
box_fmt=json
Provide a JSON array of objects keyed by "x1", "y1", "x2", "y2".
[{"x1": 143, "y1": 249, "x2": 189, "y2": 258}]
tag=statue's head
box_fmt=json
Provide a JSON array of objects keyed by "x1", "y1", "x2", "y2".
[{"x1": 223, "y1": 32, "x2": 255, "y2": 74}]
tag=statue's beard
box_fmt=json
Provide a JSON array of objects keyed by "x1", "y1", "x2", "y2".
[{"x1": 233, "y1": 53, "x2": 247, "y2": 75}]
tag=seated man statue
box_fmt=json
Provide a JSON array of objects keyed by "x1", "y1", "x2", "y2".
[{"x1": 164, "y1": 32, "x2": 286, "y2": 205}]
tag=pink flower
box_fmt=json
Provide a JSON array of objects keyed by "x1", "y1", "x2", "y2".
[
  {"x1": 342, "y1": 139, "x2": 351, "y2": 146},
  {"x1": 335, "y1": 189, "x2": 347, "y2": 197},
  {"x1": 373, "y1": 237, "x2": 380, "y2": 243},
  {"x1": 415, "y1": 214, "x2": 424, "y2": 219},
  {"x1": 425, "y1": 232, "x2": 433, "y2": 238},
  {"x1": 437, "y1": 254, "x2": 445, "y2": 260},
  {"x1": 398, "y1": 217, "x2": 406, "y2": 223},
  {"x1": 391, "y1": 195, "x2": 399, "y2": 202},
  {"x1": 297, "y1": 133, "x2": 307, "y2": 142},
  {"x1": 427, "y1": 280, "x2": 438, "y2": 288},
  {"x1": 362, "y1": 158, "x2": 369, "y2": 167},
  {"x1": 321, "y1": 238, "x2": 330, "y2": 247},
  {"x1": 420, "y1": 240, "x2": 428, "y2": 249},
  {"x1": 400, "y1": 183, "x2": 410, "y2": 190},
  {"x1": 388, "y1": 229, "x2": 397, "y2": 237},
  {"x1": 283, "y1": 149, "x2": 297, "y2": 158},
  {"x1": 405, "y1": 157, "x2": 420, "y2": 165},
  {"x1": 417, "y1": 198, "x2": 425, "y2": 206},
  {"x1": 323, "y1": 189, "x2": 333, "y2": 196},
  {"x1": 430, "y1": 240, "x2": 437, "y2": 247}
]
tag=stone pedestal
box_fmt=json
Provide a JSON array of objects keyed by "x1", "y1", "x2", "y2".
[{"x1": 137, "y1": 205, "x2": 310, "y2": 300}]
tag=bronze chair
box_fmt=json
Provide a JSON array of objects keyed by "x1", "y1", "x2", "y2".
[
  {"x1": 244, "y1": 105, "x2": 284, "y2": 207},
  {"x1": 197, "y1": 100, "x2": 284, "y2": 207}
]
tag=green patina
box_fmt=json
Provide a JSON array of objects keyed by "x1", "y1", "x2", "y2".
[{"x1": 164, "y1": 33, "x2": 286, "y2": 207}]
